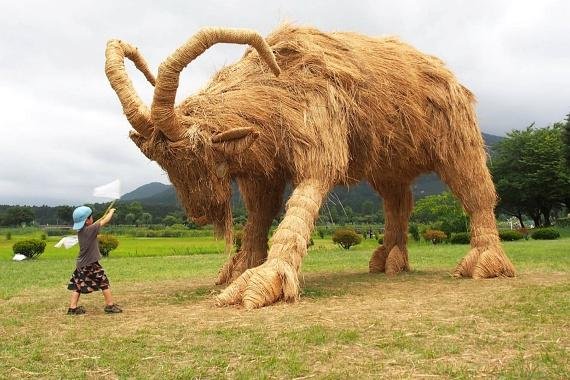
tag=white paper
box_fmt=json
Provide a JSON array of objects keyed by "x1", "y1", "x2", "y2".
[
  {"x1": 93, "y1": 179, "x2": 121, "y2": 199},
  {"x1": 54, "y1": 235, "x2": 79, "y2": 249}
]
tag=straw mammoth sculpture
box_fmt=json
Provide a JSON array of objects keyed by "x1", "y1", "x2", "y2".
[{"x1": 105, "y1": 25, "x2": 515, "y2": 309}]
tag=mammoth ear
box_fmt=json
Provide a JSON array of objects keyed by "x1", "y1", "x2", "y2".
[{"x1": 211, "y1": 127, "x2": 260, "y2": 156}]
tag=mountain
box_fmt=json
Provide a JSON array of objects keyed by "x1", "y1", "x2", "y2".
[
  {"x1": 120, "y1": 182, "x2": 171, "y2": 201},
  {"x1": 124, "y1": 133, "x2": 503, "y2": 208}
]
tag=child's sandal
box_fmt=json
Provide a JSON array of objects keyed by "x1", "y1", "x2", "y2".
[
  {"x1": 104, "y1": 304, "x2": 122, "y2": 314},
  {"x1": 67, "y1": 306, "x2": 86, "y2": 315}
]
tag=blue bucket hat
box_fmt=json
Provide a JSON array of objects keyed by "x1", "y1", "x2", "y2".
[{"x1": 72, "y1": 206, "x2": 92, "y2": 230}]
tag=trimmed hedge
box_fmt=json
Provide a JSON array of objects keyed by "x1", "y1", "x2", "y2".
[
  {"x1": 499, "y1": 230, "x2": 524, "y2": 241},
  {"x1": 422, "y1": 229, "x2": 447, "y2": 244},
  {"x1": 531, "y1": 228, "x2": 560, "y2": 240},
  {"x1": 98, "y1": 234, "x2": 119, "y2": 257},
  {"x1": 450, "y1": 232, "x2": 470, "y2": 244},
  {"x1": 13, "y1": 239, "x2": 46, "y2": 259},
  {"x1": 377, "y1": 234, "x2": 384, "y2": 245},
  {"x1": 332, "y1": 228, "x2": 362, "y2": 250}
]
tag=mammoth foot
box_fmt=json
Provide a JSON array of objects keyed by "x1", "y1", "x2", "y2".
[
  {"x1": 369, "y1": 245, "x2": 409, "y2": 275},
  {"x1": 215, "y1": 258, "x2": 299, "y2": 309},
  {"x1": 215, "y1": 250, "x2": 248, "y2": 285},
  {"x1": 453, "y1": 245, "x2": 516, "y2": 279}
]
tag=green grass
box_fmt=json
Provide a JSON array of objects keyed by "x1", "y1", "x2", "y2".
[{"x1": 0, "y1": 229, "x2": 568, "y2": 378}]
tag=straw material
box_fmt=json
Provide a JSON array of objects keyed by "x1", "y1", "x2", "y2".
[{"x1": 106, "y1": 24, "x2": 516, "y2": 309}]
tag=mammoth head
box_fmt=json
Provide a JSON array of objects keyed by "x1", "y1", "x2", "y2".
[{"x1": 105, "y1": 28, "x2": 280, "y2": 239}]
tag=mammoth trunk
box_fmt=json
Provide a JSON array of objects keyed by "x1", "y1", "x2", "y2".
[{"x1": 180, "y1": 179, "x2": 234, "y2": 255}]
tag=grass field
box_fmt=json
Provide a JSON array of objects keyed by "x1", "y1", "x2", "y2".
[{"x1": 0, "y1": 231, "x2": 568, "y2": 378}]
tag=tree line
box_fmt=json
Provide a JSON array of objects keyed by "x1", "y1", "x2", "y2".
[
  {"x1": 1, "y1": 114, "x2": 568, "y2": 229},
  {"x1": 490, "y1": 114, "x2": 570, "y2": 227}
]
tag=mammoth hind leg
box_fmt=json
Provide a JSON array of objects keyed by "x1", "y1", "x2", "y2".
[
  {"x1": 369, "y1": 181, "x2": 413, "y2": 275},
  {"x1": 436, "y1": 149, "x2": 515, "y2": 278}
]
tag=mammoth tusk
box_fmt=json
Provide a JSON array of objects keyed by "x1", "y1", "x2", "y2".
[
  {"x1": 152, "y1": 28, "x2": 281, "y2": 142},
  {"x1": 105, "y1": 39, "x2": 156, "y2": 137}
]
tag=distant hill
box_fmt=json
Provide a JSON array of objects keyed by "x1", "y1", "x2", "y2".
[
  {"x1": 120, "y1": 182, "x2": 171, "y2": 201},
  {"x1": 124, "y1": 132, "x2": 503, "y2": 208}
]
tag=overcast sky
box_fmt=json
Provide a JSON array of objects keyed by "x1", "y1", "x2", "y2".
[{"x1": 1, "y1": 0, "x2": 569, "y2": 206}]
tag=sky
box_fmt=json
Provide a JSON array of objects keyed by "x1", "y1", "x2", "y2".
[{"x1": 1, "y1": 0, "x2": 569, "y2": 206}]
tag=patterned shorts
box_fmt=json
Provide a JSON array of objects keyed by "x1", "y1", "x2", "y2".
[{"x1": 67, "y1": 262, "x2": 110, "y2": 293}]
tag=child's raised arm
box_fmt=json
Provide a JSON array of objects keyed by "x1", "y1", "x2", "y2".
[{"x1": 97, "y1": 208, "x2": 116, "y2": 227}]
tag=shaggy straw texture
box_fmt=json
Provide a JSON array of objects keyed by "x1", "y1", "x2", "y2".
[{"x1": 106, "y1": 24, "x2": 516, "y2": 308}]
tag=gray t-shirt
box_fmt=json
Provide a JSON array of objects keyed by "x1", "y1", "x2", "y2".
[{"x1": 76, "y1": 222, "x2": 101, "y2": 268}]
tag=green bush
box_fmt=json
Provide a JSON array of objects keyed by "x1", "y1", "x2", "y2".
[
  {"x1": 499, "y1": 229, "x2": 524, "y2": 241},
  {"x1": 233, "y1": 230, "x2": 243, "y2": 251},
  {"x1": 409, "y1": 224, "x2": 420, "y2": 242},
  {"x1": 531, "y1": 228, "x2": 560, "y2": 240},
  {"x1": 98, "y1": 234, "x2": 119, "y2": 257},
  {"x1": 377, "y1": 234, "x2": 384, "y2": 245},
  {"x1": 516, "y1": 227, "x2": 530, "y2": 240},
  {"x1": 422, "y1": 229, "x2": 447, "y2": 244},
  {"x1": 12, "y1": 239, "x2": 46, "y2": 259},
  {"x1": 307, "y1": 237, "x2": 314, "y2": 248},
  {"x1": 555, "y1": 217, "x2": 570, "y2": 228},
  {"x1": 332, "y1": 228, "x2": 362, "y2": 250},
  {"x1": 40, "y1": 233, "x2": 47, "y2": 241},
  {"x1": 6, "y1": 232, "x2": 11, "y2": 240},
  {"x1": 317, "y1": 228, "x2": 325, "y2": 239},
  {"x1": 450, "y1": 232, "x2": 470, "y2": 244}
]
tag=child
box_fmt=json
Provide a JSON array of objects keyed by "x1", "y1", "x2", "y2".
[{"x1": 67, "y1": 205, "x2": 122, "y2": 315}]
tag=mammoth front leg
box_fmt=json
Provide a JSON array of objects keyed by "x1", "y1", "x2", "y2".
[
  {"x1": 216, "y1": 176, "x2": 285, "y2": 285},
  {"x1": 215, "y1": 179, "x2": 328, "y2": 309}
]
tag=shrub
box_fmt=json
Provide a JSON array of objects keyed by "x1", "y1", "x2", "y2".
[
  {"x1": 40, "y1": 233, "x2": 47, "y2": 241},
  {"x1": 332, "y1": 228, "x2": 362, "y2": 250},
  {"x1": 233, "y1": 230, "x2": 243, "y2": 251},
  {"x1": 516, "y1": 227, "x2": 530, "y2": 240},
  {"x1": 98, "y1": 234, "x2": 119, "y2": 257},
  {"x1": 6, "y1": 232, "x2": 11, "y2": 240},
  {"x1": 450, "y1": 232, "x2": 470, "y2": 244},
  {"x1": 377, "y1": 234, "x2": 384, "y2": 245},
  {"x1": 555, "y1": 217, "x2": 570, "y2": 228},
  {"x1": 317, "y1": 228, "x2": 325, "y2": 239},
  {"x1": 409, "y1": 224, "x2": 420, "y2": 242},
  {"x1": 12, "y1": 239, "x2": 46, "y2": 259},
  {"x1": 307, "y1": 237, "x2": 314, "y2": 248},
  {"x1": 498, "y1": 229, "x2": 524, "y2": 241},
  {"x1": 531, "y1": 228, "x2": 560, "y2": 240},
  {"x1": 422, "y1": 229, "x2": 447, "y2": 244}
]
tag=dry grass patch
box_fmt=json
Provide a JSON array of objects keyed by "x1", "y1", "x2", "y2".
[{"x1": 1, "y1": 269, "x2": 568, "y2": 378}]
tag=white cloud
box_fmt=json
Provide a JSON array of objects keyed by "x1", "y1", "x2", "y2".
[{"x1": 0, "y1": 0, "x2": 568, "y2": 205}]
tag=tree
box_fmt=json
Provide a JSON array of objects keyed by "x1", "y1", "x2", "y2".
[
  {"x1": 490, "y1": 124, "x2": 569, "y2": 226},
  {"x1": 1, "y1": 206, "x2": 35, "y2": 227},
  {"x1": 411, "y1": 192, "x2": 467, "y2": 235},
  {"x1": 55, "y1": 206, "x2": 74, "y2": 225},
  {"x1": 138, "y1": 212, "x2": 153, "y2": 225},
  {"x1": 562, "y1": 113, "x2": 570, "y2": 211},
  {"x1": 124, "y1": 213, "x2": 136, "y2": 225},
  {"x1": 163, "y1": 214, "x2": 182, "y2": 226}
]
